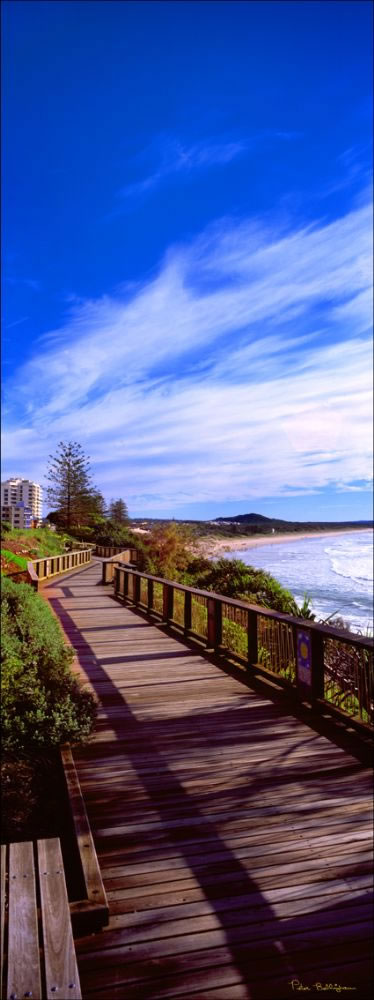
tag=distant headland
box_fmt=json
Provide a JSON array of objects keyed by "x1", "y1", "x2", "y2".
[{"x1": 130, "y1": 512, "x2": 373, "y2": 559}]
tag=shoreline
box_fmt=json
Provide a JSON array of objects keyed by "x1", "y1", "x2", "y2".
[{"x1": 192, "y1": 527, "x2": 372, "y2": 559}]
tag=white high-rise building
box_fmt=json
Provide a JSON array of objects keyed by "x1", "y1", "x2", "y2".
[{"x1": 1, "y1": 478, "x2": 43, "y2": 524}]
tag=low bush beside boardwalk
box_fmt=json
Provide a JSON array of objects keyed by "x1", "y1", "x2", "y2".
[
  {"x1": 1, "y1": 576, "x2": 96, "y2": 840},
  {"x1": 1, "y1": 577, "x2": 96, "y2": 751}
]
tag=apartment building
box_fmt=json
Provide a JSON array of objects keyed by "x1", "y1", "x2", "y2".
[
  {"x1": 1, "y1": 501, "x2": 33, "y2": 530},
  {"x1": 1, "y1": 478, "x2": 43, "y2": 525}
]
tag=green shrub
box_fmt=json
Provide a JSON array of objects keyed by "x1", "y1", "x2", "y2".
[
  {"x1": 94, "y1": 520, "x2": 135, "y2": 547},
  {"x1": 94, "y1": 521, "x2": 150, "y2": 570},
  {"x1": 73, "y1": 525, "x2": 95, "y2": 542},
  {"x1": 222, "y1": 617, "x2": 247, "y2": 657},
  {"x1": 193, "y1": 558, "x2": 298, "y2": 614},
  {"x1": 144, "y1": 523, "x2": 193, "y2": 580},
  {"x1": 1, "y1": 577, "x2": 96, "y2": 751}
]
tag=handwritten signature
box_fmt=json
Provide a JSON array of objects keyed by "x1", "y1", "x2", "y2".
[{"x1": 289, "y1": 981, "x2": 356, "y2": 993}]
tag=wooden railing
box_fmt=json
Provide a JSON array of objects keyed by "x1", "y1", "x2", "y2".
[
  {"x1": 113, "y1": 565, "x2": 374, "y2": 733},
  {"x1": 28, "y1": 547, "x2": 92, "y2": 587},
  {"x1": 100, "y1": 550, "x2": 138, "y2": 584},
  {"x1": 95, "y1": 544, "x2": 138, "y2": 560}
]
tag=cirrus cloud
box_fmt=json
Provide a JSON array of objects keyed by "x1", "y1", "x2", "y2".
[{"x1": 2, "y1": 191, "x2": 373, "y2": 514}]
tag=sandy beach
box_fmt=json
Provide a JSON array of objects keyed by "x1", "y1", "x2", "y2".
[{"x1": 192, "y1": 527, "x2": 372, "y2": 559}]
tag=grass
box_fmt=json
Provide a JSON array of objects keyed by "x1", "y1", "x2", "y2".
[
  {"x1": 0, "y1": 526, "x2": 80, "y2": 561},
  {"x1": 1, "y1": 548, "x2": 28, "y2": 570}
]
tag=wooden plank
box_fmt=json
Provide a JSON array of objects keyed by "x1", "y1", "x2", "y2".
[
  {"x1": 104, "y1": 857, "x2": 372, "y2": 904},
  {"x1": 7, "y1": 841, "x2": 41, "y2": 1000},
  {"x1": 98, "y1": 827, "x2": 372, "y2": 876},
  {"x1": 101, "y1": 885, "x2": 373, "y2": 936},
  {"x1": 77, "y1": 898, "x2": 373, "y2": 953},
  {"x1": 107, "y1": 872, "x2": 373, "y2": 916},
  {"x1": 38, "y1": 839, "x2": 82, "y2": 1000},
  {"x1": 102, "y1": 841, "x2": 371, "y2": 886},
  {"x1": 0, "y1": 844, "x2": 6, "y2": 989},
  {"x1": 77, "y1": 916, "x2": 373, "y2": 974}
]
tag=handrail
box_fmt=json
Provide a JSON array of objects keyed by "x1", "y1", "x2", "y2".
[
  {"x1": 100, "y1": 550, "x2": 137, "y2": 584},
  {"x1": 114, "y1": 566, "x2": 373, "y2": 648},
  {"x1": 26, "y1": 562, "x2": 39, "y2": 591},
  {"x1": 95, "y1": 544, "x2": 138, "y2": 560},
  {"x1": 30, "y1": 547, "x2": 92, "y2": 567},
  {"x1": 29, "y1": 548, "x2": 92, "y2": 587},
  {"x1": 113, "y1": 564, "x2": 373, "y2": 733}
]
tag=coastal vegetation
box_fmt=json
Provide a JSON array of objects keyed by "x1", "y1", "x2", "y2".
[
  {"x1": 212, "y1": 511, "x2": 373, "y2": 532},
  {"x1": 1, "y1": 577, "x2": 96, "y2": 752},
  {"x1": 130, "y1": 512, "x2": 373, "y2": 539},
  {"x1": 190, "y1": 556, "x2": 298, "y2": 614},
  {"x1": 0, "y1": 525, "x2": 81, "y2": 577},
  {"x1": 1, "y1": 576, "x2": 96, "y2": 839}
]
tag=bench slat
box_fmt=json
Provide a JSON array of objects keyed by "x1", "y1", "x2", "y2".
[
  {"x1": 7, "y1": 841, "x2": 41, "y2": 1000},
  {"x1": 1, "y1": 845, "x2": 6, "y2": 992},
  {"x1": 38, "y1": 838, "x2": 82, "y2": 1000}
]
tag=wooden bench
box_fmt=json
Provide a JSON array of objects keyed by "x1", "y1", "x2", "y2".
[{"x1": 1, "y1": 839, "x2": 81, "y2": 1000}]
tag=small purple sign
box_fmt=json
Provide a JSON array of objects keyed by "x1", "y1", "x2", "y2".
[{"x1": 297, "y1": 629, "x2": 312, "y2": 687}]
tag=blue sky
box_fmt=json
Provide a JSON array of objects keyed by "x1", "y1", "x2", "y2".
[{"x1": 2, "y1": 0, "x2": 373, "y2": 520}]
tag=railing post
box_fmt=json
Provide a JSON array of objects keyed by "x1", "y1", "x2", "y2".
[
  {"x1": 147, "y1": 579, "x2": 154, "y2": 610},
  {"x1": 311, "y1": 630, "x2": 325, "y2": 701},
  {"x1": 184, "y1": 591, "x2": 192, "y2": 634},
  {"x1": 115, "y1": 566, "x2": 126, "y2": 598},
  {"x1": 207, "y1": 598, "x2": 222, "y2": 649},
  {"x1": 134, "y1": 575, "x2": 141, "y2": 605},
  {"x1": 248, "y1": 610, "x2": 258, "y2": 666},
  {"x1": 163, "y1": 583, "x2": 174, "y2": 622}
]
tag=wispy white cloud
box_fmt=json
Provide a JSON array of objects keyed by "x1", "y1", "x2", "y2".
[
  {"x1": 119, "y1": 130, "x2": 303, "y2": 202},
  {"x1": 5, "y1": 276, "x2": 41, "y2": 291},
  {"x1": 5, "y1": 316, "x2": 29, "y2": 330},
  {"x1": 2, "y1": 193, "x2": 373, "y2": 512},
  {"x1": 120, "y1": 136, "x2": 247, "y2": 199}
]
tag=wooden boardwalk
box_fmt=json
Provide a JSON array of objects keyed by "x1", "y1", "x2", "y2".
[{"x1": 43, "y1": 561, "x2": 373, "y2": 999}]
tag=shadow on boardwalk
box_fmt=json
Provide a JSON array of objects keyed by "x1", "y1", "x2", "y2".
[{"x1": 43, "y1": 566, "x2": 373, "y2": 999}]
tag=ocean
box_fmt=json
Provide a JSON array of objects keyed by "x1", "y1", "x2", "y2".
[{"x1": 228, "y1": 530, "x2": 373, "y2": 635}]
